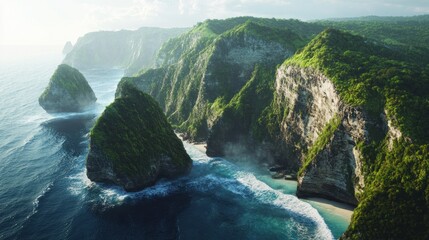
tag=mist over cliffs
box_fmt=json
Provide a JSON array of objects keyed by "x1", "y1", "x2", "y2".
[{"x1": 63, "y1": 27, "x2": 188, "y2": 76}]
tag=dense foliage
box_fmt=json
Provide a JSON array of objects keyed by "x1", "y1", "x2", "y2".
[
  {"x1": 90, "y1": 83, "x2": 191, "y2": 181},
  {"x1": 206, "y1": 66, "x2": 276, "y2": 156},
  {"x1": 345, "y1": 139, "x2": 429, "y2": 240},
  {"x1": 286, "y1": 28, "x2": 429, "y2": 239},
  {"x1": 118, "y1": 17, "x2": 312, "y2": 141},
  {"x1": 114, "y1": 16, "x2": 429, "y2": 238},
  {"x1": 317, "y1": 15, "x2": 429, "y2": 63},
  {"x1": 298, "y1": 115, "x2": 341, "y2": 177},
  {"x1": 287, "y1": 29, "x2": 429, "y2": 143},
  {"x1": 39, "y1": 64, "x2": 96, "y2": 112}
]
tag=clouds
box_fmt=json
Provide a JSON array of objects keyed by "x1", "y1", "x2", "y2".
[{"x1": 1, "y1": 0, "x2": 428, "y2": 45}]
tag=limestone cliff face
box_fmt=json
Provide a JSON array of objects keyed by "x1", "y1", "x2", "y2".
[
  {"x1": 116, "y1": 20, "x2": 305, "y2": 141},
  {"x1": 275, "y1": 66, "x2": 377, "y2": 205}
]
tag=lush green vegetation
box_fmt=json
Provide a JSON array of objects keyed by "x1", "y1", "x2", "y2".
[
  {"x1": 284, "y1": 28, "x2": 429, "y2": 239},
  {"x1": 118, "y1": 17, "x2": 314, "y2": 141},
  {"x1": 298, "y1": 115, "x2": 341, "y2": 177},
  {"x1": 40, "y1": 64, "x2": 93, "y2": 98},
  {"x1": 206, "y1": 66, "x2": 276, "y2": 155},
  {"x1": 194, "y1": 16, "x2": 324, "y2": 38},
  {"x1": 39, "y1": 64, "x2": 96, "y2": 112},
  {"x1": 286, "y1": 29, "x2": 429, "y2": 143},
  {"x1": 345, "y1": 139, "x2": 429, "y2": 240},
  {"x1": 114, "y1": 16, "x2": 429, "y2": 238},
  {"x1": 90, "y1": 83, "x2": 191, "y2": 181},
  {"x1": 318, "y1": 15, "x2": 429, "y2": 49},
  {"x1": 317, "y1": 15, "x2": 429, "y2": 64}
]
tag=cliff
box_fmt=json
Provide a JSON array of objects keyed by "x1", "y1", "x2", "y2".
[
  {"x1": 280, "y1": 29, "x2": 429, "y2": 239},
  {"x1": 86, "y1": 83, "x2": 192, "y2": 191},
  {"x1": 116, "y1": 17, "x2": 322, "y2": 141},
  {"x1": 272, "y1": 66, "x2": 369, "y2": 206},
  {"x1": 207, "y1": 27, "x2": 429, "y2": 238},
  {"x1": 110, "y1": 17, "x2": 429, "y2": 238},
  {"x1": 63, "y1": 27, "x2": 188, "y2": 76},
  {"x1": 39, "y1": 64, "x2": 96, "y2": 113}
]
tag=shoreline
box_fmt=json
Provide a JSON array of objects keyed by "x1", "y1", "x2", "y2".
[
  {"x1": 178, "y1": 134, "x2": 354, "y2": 221},
  {"x1": 304, "y1": 197, "x2": 354, "y2": 222}
]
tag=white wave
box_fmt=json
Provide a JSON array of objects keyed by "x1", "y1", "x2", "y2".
[
  {"x1": 21, "y1": 113, "x2": 50, "y2": 124},
  {"x1": 42, "y1": 111, "x2": 97, "y2": 122},
  {"x1": 66, "y1": 141, "x2": 334, "y2": 239},
  {"x1": 27, "y1": 183, "x2": 54, "y2": 220},
  {"x1": 234, "y1": 171, "x2": 334, "y2": 239},
  {"x1": 67, "y1": 170, "x2": 94, "y2": 198}
]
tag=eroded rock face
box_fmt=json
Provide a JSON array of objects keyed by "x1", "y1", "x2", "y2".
[
  {"x1": 86, "y1": 84, "x2": 192, "y2": 191},
  {"x1": 116, "y1": 21, "x2": 303, "y2": 142},
  {"x1": 38, "y1": 64, "x2": 96, "y2": 113},
  {"x1": 276, "y1": 66, "x2": 376, "y2": 205}
]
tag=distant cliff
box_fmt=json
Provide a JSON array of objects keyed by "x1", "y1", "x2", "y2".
[
  {"x1": 39, "y1": 64, "x2": 96, "y2": 113},
  {"x1": 62, "y1": 41, "x2": 73, "y2": 55},
  {"x1": 63, "y1": 27, "x2": 188, "y2": 76}
]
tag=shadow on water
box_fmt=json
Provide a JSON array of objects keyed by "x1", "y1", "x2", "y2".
[
  {"x1": 68, "y1": 193, "x2": 192, "y2": 240},
  {"x1": 41, "y1": 113, "x2": 97, "y2": 156}
]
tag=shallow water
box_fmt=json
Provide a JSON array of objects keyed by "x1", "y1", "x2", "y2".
[{"x1": 0, "y1": 47, "x2": 349, "y2": 239}]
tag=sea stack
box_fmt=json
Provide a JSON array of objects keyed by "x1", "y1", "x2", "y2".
[
  {"x1": 86, "y1": 83, "x2": 192, "y2": 191},
  {"x1": 39, "y1": 64, "x2": 96, "y2": 113}
]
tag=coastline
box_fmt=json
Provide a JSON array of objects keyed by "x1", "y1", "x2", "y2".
[
  {"x1": 178, "y1": 134, "x2": 354, "y2": 222},
  {"x1": 304, "y1": 197, "x2": 354, "y2": 222}
]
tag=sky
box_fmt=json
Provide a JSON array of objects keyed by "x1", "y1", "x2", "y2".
[{"x1": 0, "y1": 0, "x2": 428, "y2": 46}]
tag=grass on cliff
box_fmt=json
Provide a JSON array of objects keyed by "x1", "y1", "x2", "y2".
[
  {"x1": 90, "y1": 83, "x2": 191, "y2": 179},
  {"x1": 207, "y1": 65, "x2": 276, "y2": 149},
  {"x1": 40, "y1": 64, "x2": 94, "y2": 100},
  {"x1": 122, "y1": 18, "x2": 311, "y2": 141},
  {"x1": 286, "y1": 28, "x2": 429, "y2": 143},
  {"x1": 285, "y1": 28, "x2": 429, "y2": 239},
  {"x1": 298, "y1": 114, "x2": 341, "y2": 177}
]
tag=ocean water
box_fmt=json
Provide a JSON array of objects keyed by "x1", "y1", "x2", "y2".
[{"x1": 0, "y1": 46, "x2": 349, "y2": 240}]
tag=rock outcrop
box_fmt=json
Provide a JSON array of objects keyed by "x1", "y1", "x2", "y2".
[
  {"x1": 86, "y1": 83, "x2": 192, "y2": 191},
  {"x1": 39, "y1": 64, "x2": 96, "y2": 113},
  {"x1": 276, "y1": 66, "x2": 371, "y2": 205}
]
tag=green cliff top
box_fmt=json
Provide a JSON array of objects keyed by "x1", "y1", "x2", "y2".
[
  {"x1": 90, "y1": 83, "x2": 191, "y2": 180},
  {"x1": 286, "y1": 28, "x2": 429, "y2": 143},
  {"x1": 285, "y1": 28, "x2": 429, "y2": 240},
  {"x1": 40, "y1": 64, "x2": 94, "y2": 99}
]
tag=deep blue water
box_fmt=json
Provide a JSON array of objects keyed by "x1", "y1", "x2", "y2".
[{"x1": 0, "y1": 47, "x2": 349, "y2": 239}]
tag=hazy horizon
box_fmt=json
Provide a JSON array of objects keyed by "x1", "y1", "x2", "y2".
[{"x1": 1, "y1": 0, "x2": 429, "y2": 46}]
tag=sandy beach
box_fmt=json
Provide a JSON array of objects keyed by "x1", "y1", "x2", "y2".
[{"x1": 304, "y1": 197, "x2": 354, "y2": 222}]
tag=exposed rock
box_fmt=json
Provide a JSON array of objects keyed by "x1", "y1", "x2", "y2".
[
  {"x1": 275, "y1": 66, "x2": 374, "y2": 205},
  {"x1": 39, "y1": 64, "x2": 96, "y2": 113},
  {"x1": 271, "y1": 171, "x2": 286, "y2": 179},
  {"x1": 86, "y1": 83, "x2": 192, "y2": 191},
  {"x1": 116, "y1": 18, "x2": 310, "y2": 142},
  {"x1": 269, "y1": 165, "x2": 287, "y2": 172}
]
